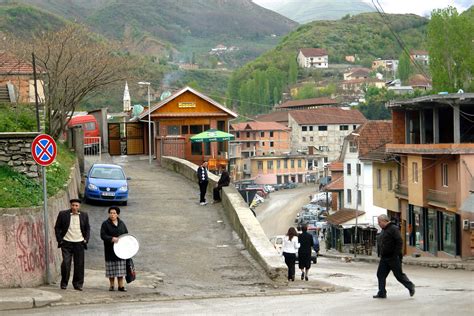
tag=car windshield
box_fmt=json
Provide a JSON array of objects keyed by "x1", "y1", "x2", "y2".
[{"x1": 90, "y1": 167, "x2": 125, "y2": 180}]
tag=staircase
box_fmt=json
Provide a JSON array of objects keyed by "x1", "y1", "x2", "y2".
[{"x1": 0, "y1": 85, "x2": 10, "y2": 103}]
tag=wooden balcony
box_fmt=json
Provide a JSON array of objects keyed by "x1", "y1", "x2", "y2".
[{"x1": 427, "y1": 189, "x2": 456, "y2": 208}]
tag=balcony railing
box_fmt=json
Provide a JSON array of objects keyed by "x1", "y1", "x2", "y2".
[
  {"x1": 394, "y1": 183, "x2": 408, "y2": 197},
  {"x1": 427, "y1": 189, "x2": 456, "y2": 207}
]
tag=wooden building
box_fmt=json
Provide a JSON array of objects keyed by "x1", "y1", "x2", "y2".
[{"x1": 136, "y1": 86, "x2": 238, "y2": 166}]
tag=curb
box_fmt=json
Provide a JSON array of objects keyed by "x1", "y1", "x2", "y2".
[{"x1": 0, "y1": 289, "x2": 62, "y2": 311}]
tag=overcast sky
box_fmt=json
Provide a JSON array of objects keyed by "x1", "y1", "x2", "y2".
[{"x1": 253, "y1": 0, "x2": 472, "y2": 16}]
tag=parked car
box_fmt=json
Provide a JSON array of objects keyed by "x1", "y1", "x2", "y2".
[
  {"x1": 84, "y1": 164, "x2": 130, "y2": 205},
  {"x1": 283, "y1": 182, "x2": 298, "y2": 189},
  {"x1": 68, "y1": 115, "x2": 100, "y2": 152},
  {"x1": 273, "y1": 183, "x2": 285, "y2": 191},
  {"x1": 264, "y1": 184, "x2": 275, "y2": 193}
]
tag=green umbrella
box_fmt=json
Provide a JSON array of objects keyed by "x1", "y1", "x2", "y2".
[{"x1": 190, "y1": 128, "x2": 235, "y2": 143}]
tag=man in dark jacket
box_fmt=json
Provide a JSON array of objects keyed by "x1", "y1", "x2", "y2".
[
  {"x1": 213, "y1": 170, "x2": 230, "y2": 203},
  {"x1": 54, "y1": 199, "x2": 90, "y2": 291},
  {"x1": 298, "y1": 224, "x2": 314, "y2": 281},
  {"x1": 197, "y1": 161, "x2": 209, "y2": 205},
  {"x1": 374, "y1": 214, "x2": 415, "y2": 299}
]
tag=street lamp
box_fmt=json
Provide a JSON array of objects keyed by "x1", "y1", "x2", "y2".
[{"x1": 138, "y1": 81, "x2": 152, "y2": 165}]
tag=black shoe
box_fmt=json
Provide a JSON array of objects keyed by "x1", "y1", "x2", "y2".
[
  {"x1": 373, "y1": 294, "x2": 387, "y2": 299},
  {"x1": 74, "y1": 287, "x2": 83, "y2": 291},
  {"x1": 60, "y1": 286, "x2": 67, "y2": 290},
  {"x1": 301, "y1": 272, "x2": 305, "y2": 280},
  {"x1": 305, "y1": 276, "x2": 309, "y2": 281},
  {"x1": 118, "y1": 287, "x2": 127, "y2": 292},
  {"x1": 109, "y1": 286, "x2": 114, "y2": 291},
  {"x1": 409, "y1": 285, "x2": 415, "y2": 297}
]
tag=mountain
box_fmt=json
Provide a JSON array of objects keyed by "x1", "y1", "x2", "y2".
[
  {"x1": 10, "y1": 0, "x2": 298, "y2": 58},
  {"x1": 227, "y1": 12, "x2": 428, "y2": 114},
  {"x1": 254, "y1": 0, "x2": 375, "y2": 23}
]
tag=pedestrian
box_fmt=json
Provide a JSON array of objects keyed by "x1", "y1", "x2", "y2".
[
  {"x1": 373, "y1": 214, "x2": 415, "y2": 299},
  {"x1": 298, "y1": 224, "x2": 314, "y2": 281},
  {"x1": 213, "y1": 170, "x2": 230, "y2": 203},
  {"x1": 197, "y1": 160, "x2": 208, "y2": 205},
  {"x1": 282, "y1": 227, "x2": 299, "y2": 282},
  {"x1": 54, "y1": 198, "x2": 90, "y2": 291},
  {"x1": 100, "y1": 206, "x2": 129, "y2": 292}
]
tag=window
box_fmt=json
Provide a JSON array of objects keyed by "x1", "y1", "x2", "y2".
[
  {"x1": 324, "y1": 157, "x2": 328, "y2": 163},
  {"x1": 377, "y1": 169, "x2": 382, "y2": 189},
  {"x1": 412, "y1": 162, "x2": 418, "y2": 183},
  {"x1": 309, "y1": 126, "x2": 313, "y2": 131},
  {"x1": 388, "y1": 170, "x2": 393, "y2": 191},
  {"x1": 167, "y1": 125, "x2": 179, "y2": 135},
  {"x1": 217, "y1": 120, "x2": 225, "y2": 132},
  {"x1": 298, "y1": 160, "x2": 302, "y2": 168},
  {"x1": 258, "y1": 161, "x2": 263, "y2": 170},
  {"x1": 440, "y1": 211, "x2": 457, "y2": 255},
  {"x1": 291, "y1": 160, "x2": 295, "y2": 168},
  {"x1": 191, "y1": 142, "x2": 202, "y2": 155},
  {"x1": 347, "y1": 163, "x2": 351, "y2": 175},
  {"x1": 204, "y1": 125, "x2": 210, "y2": 131},
  {"x1": 401, "y1": 163, "x2": 406, "y2": 181},
  {"x1": 349, "y1": 141, "x2": 357, "y2": 153},
  {"x1": 267, "y1": 161, "x2": 273, "y2": 170},
  {"x1": 262, "y1": 142, "x2": 265, "y2": 146},
  {"x1": 190, "y1": 125, "x2": 203, "y2": 134},
  {"x1": 284, "y1": 160, "x2": 288, "y2": 168},
  {"x1": 204, "y1": 142, "x2": 211, "y2": 155},
  {"x1": 181, "y1": 125, "x2": 189, "y2": 134},
  {"x1": 318, "y1": 125, "x2": 328, "y2": 131},
  {"x1": 347, "y1": 189, "x2": 352, "y2": 204},
  {"x1": 270, "y1": 131, "x2": 274, "y2": 137},
  {"x1": 409, "y1": 206, "x2": 425, "y2": 250},
  {"x1": 357, "y1": 190, "x2": 362, "y2": 205},
  {"x1": 302, "y1": 137, "x2": 306, "y2": 142},
  {"x1": 302, "y1": 126, "x2": 307, "y2": 132},
  {"x1": 339, "y1": 125, "x2": 349, "y2": 131},
  {"x1": 357, "y1": 163, "x2": 361, "y2": 176},
  {"x1": 310, "y1": 136, "x2": 314, "y2": 142},
  {"x1": 353, "y1": 125, "x2": 357, "y2": 130},
  {"x1": 236, "y1": 132, "x2": 240, "y2": 138},
  {"x1": 260, "y1": 131, "x2": 265, "y2": 137},
  {"x1": 246, "y1": 132, "x2": 250, "y2": 137},
  {"x1": 442, "y1": 163, "x2": 448, "y2": 187},
  {"x1": 84, "y1": 122, "x2": 96, "y2": 131},
  {"x1": 277, "y1": 160, "x2": 281, "y2": 169},
  {"x1": 246, "y1": 143, "x2": 250, "y2": 148},
  {"x1": 319, "y1": 146, "x2": 329, "y2": 152},
  {"x1": 270, "y1": 141, "x2": 274, "y2": 147}
]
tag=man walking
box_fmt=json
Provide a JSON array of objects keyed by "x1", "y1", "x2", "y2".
[
  {"x1": 374, "y1": 214, "x2": 415, "y2": 299},
  {"x1": 54, "y1": 199, "x2": 90, "y2": 291},
  {"x1": 197, "y1": 161, "x2": 209, "y2": 205}
]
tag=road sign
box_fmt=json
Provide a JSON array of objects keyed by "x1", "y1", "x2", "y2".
[{"x1": 31, "y1": 134, "x2": 57, "y2": 166}]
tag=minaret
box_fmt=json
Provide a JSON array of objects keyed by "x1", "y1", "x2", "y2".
[{"x1": 123, "y1": 81, "x2": 131, "y2": 112}]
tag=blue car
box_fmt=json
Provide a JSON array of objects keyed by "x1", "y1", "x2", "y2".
[{"x1": 84, "y1": 164, "x2": 130, "y2": 205}]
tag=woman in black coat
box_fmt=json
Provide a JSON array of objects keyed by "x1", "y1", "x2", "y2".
[
  {"x1": 100, "y1": 206, "x2": 128, "y2": 291},
  {"x1": 213, "y1": 170, "x2": 230, "y2": 203}
]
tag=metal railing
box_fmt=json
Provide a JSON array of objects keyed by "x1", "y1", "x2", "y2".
[
  {"x1": 427, "y1": 189, "x2": 456, "y2": 207},
  {"x1": 394, "y1": 183, "x2": 408, "y2": 197},
  {"x1": 84, "y1": 137, "x2": 101, "y2": 161}
]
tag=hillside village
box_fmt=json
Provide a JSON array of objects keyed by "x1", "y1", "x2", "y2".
[{"x1": 0, "y1": 1, "x2": 473, "y2": 311}]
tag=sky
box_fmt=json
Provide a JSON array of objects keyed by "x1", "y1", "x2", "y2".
[{"x1": 253, "y1": 0, "x2": 472, "y2": 16}]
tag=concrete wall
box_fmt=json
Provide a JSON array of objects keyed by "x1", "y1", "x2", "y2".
[
  {"x1": 160, "y1": 156, "x2": 287, "y2": 282},
  {"x1": 0, "y1": 132, "x2": 40, "y2": 179},
  {"x1": 372, "y1": 161, "x2": 398, "y2": 212},
  {"x1": 0, "y1": 160, "x2": 81, "y2": 288}
]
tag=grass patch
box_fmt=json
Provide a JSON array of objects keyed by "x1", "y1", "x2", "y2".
[
  {"x1": 0, "y1": 103, "x2": 38, "y2": 132},
  {"x1": 0, "y1": 142, "x2": 76, "y2": 208}
]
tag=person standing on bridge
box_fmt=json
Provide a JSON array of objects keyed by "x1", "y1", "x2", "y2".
[
  {"x1": 374, "y1": 214, "x2": 415, "y2": 299},
  {"x1": 197, "y1": 160, "x2": 209, "y2": 206},
  {"x1": 54, "y1": 199, "x2": 90, "y2": 291},
  {"x1": 213, "y1": 170, "x2": 230, "y2": 203},
  {"x1": 100, "y1": 206, "x2": 129, "y2": 292},
  {"x1": 282, "y1": 227, "x2": 299, "y2": 282}
]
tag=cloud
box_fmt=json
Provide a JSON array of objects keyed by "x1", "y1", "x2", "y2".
[{"x1": 362, "y1": 0, "x2": 470, "y2": 16}]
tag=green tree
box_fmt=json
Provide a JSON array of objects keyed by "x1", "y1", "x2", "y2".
[
  {"x1": 358, "y1": 86, "x2": 392, "y2": 120},
  {"x1": 397, "y1": 52, "x2": 412, "y2": 84},
  {"x1": 427, "y1": 6, "x2": 474, "y2": 92},
  {"x1": 295, "y1": 83, "x2": 317, "y2": 99},
  {"x1": 288, "y1": 57, "x2": 298, "y2": 85}
]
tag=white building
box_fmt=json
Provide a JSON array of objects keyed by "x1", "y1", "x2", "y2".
[
  {"x1": 288, "y1": 107, "x2": 367, "y2": 162},
  {"x1": 297, "y1": 48, "x2": 328, "y2": 68},
  {"x1": 340, "y1": 121, "x2": 393, "y2": 226}
]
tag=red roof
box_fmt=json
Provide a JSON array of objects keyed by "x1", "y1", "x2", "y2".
[
  {"x1": 328, "y1": 162, "x2": 343, "y2": 171},
  {"x1": 0, "y1": 52, "x2": 34, "y2": 75},
  {"x1": 254, "y1": 111, "x2": 290, "y2": 125},
  {"x1": 342, "y1": 78, "x2": 384, "y2": 84},
  {"x1": 276, "y1": 97, "x2": 338, "y2": 109},
  {"x1": 408, "y1": 74, "x2": 432, "y2": 87},
  {"x1": 325, "y1": 176, "x2": 344, "y2": 191},
  {"x1": 410, "y1": 50, "x2": 428, "y2": 56},
  {"x1": 347, "y1": 120, "x2": 393, "y2": 157},
  {"x1": 231, "y1": 121, "x2": 289, "y2": 131},
  {"x1": 347, "y1": 68, "x2": 371, "y2": 77},
  {"x1": 326, "y1": 209, "x2": 365, "y2": 225},
  {"x1": 289, "y1": 107, "x2": 367, "y2": 125},
  {"x1": 299, "y1": 48, "x2": 328, "y2": 57}
]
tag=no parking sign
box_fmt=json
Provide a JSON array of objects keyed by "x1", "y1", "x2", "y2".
[{"x1": 31, "y1": 134, "x2": 57, "y2": 166}]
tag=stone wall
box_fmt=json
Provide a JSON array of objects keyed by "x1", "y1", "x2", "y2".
[
  {"x1": 0, "y1": 132, "x2": 40, "y2": 179},
  {"x1": 0, "y1": 160, "x2": 81, "y2": 288},
  {"x1": 161, "y1": 156, "x2": 287, "y2": 282}
]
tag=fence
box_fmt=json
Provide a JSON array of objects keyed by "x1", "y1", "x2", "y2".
[{"x1": 84, "y1": 137, "x2": 101, "y2": 162}]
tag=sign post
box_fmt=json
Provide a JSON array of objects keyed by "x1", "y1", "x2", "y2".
[{"x1": 31, "y1": 134, "x2": 57, "y2": 284}]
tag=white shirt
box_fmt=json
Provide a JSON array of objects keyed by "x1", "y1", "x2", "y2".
[
  {"x1": 282, "y1": 236, "x2": 300, "y2": 254},
  {"x1": 63, "y1": 213, "x2": 84, "y2": 242}
]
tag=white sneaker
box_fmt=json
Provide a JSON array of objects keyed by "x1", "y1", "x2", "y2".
[
  {"x1": 202, "y1": 201, "x2": 208, "y2": 205},
  {"x1": 200, "y1": 202, "x2": 205, "y2": 206}
]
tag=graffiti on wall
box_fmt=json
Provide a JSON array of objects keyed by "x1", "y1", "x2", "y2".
[{"x1": 16, "y1": 220, "x2": 55, "y2": 272}]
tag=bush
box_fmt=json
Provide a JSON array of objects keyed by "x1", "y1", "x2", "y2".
[{"x1": 0, "y1": 103, "x2": 37, "y2": 132}]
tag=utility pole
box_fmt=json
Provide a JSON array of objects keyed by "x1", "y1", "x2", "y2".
[
  {"x1": 354, "y1": 165, "x2": 359, "y2": 258},
  {"x1": 32, "y1": 52, "x2": 41, "y2": 132}
]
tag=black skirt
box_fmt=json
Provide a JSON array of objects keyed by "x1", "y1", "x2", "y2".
[{"x1": 298, "y1": 253, "x2": 312, "y2": 269}]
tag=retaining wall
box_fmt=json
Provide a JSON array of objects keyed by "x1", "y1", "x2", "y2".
[
  {"x1": 0, "y1": 132, "x2": 40, "y2": 179},
  {"x1": 161, "y1": 156, "x2": 287, "y2": 282},
  {"x1": 0, "y1": 160, "x2": 81, "y2": 288}
]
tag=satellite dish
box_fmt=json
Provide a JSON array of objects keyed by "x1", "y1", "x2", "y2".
[{"x1": 160, "y1": 91, "x2": 172, "y2": 101}]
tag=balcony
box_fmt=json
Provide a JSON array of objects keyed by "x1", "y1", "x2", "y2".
[
  {"x1": 394, "y1": 183, "x2": 408, "y2": 198},
  {"x1": 427, "y1": 189, "x2": 456, "y2": 208},
  {"x1": 386, "y1": 143, "x2": 474, "y2": 155}
]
